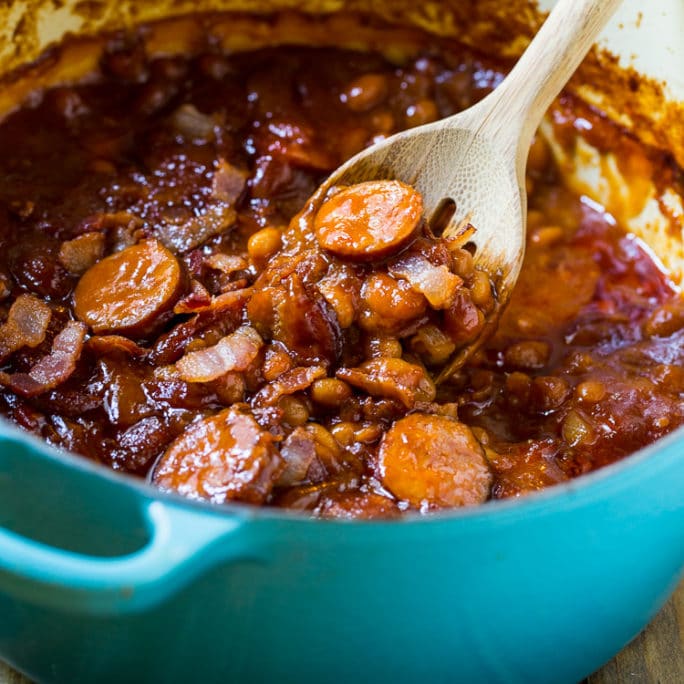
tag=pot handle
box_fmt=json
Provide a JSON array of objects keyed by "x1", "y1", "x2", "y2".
[
  {"x1": 0, "y1": 432, "x2": 259, "y2": 615},
  {"x1": 0, "y1": 498, "x2": 255, "y2": 615}
]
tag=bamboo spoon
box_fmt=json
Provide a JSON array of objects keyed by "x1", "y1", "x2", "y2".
[{"x1": 299, "y1": 0, "x2": 622, "y2": 381}]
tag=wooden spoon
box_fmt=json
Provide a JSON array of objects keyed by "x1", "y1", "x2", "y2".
[{"x1": 300, "y1": 0, "x2": 622, "y2": 381}]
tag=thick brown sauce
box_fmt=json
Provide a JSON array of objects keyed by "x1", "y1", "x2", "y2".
[{"x1": 0, "y1": 33, "x2": 682, "y2": 518}]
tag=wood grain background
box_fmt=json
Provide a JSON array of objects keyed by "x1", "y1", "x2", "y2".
[{"x1": 2, "y1": 580, "x2": 682, "y2": 683}]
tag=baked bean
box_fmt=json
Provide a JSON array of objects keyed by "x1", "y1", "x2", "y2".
[
  {"x1": 527, "y1": 133, "x2": 551, "y2": 175},
  {"x1": 370, "y1": 110, "x2": 395, "y2": 134},
  {"x1": 450, "y1": 247, "x2": 475, "y2": 280},
  {"x1": 469, "y1": 269, "x2": 494, "y2": 312},
  {"x1": 74, "y1": 239, "x2": 184, "y2": 338},
  {"x1": 576, "y1": 380, "x2": 606, "y2": 403},
  {"x1": 247, "y1": 227, "x2": 283, "y2": 268},
  {"x1": 278, "y1": 395, "x2": 310, "y2": 427},
  {"x1": 504, "y1": 372, "x2": 532, "y2": 410},
  {"x1": 503, "y1": 340, "x2": 551, "y2": 370},
  {"x1": 405, "y1": 99, "x2": 439, "y2": 127},
  {"x1": 314, "y1": 181, "x2": 423, "y2": 261},
  {"x1": 153, "y1": 409, "x2": 282, "y2": 504},
  {"x1": 359, "y1": 273, "x2": 426, "y2": 335},
  {"x1": 329, "y1": 422, "x2": 356, "y2": 447},
  {"x1": 530, "y1": 376, "x2": 571, "y2": 412},
  {"x1": 444, "y1": 290, "x2": 484, "y2": 345},
  {"x1": 340, "y1": 73, "x2": 389, "y2": 112},
  {"x1": 410, "y1": 324, "x2": 456, "y2": 366},
  {"x1": 311, "y1": 378, "x2": 353, "y2": 408},
  {"x1": 643, "y1": 302, "x2": 684, "y2": 338},
  {"x1": 365, "y1": 336, "x2": 404, "y2": 359},
  {"x1": 530, "y1": 225, "x2": 564, "y2": 248},
  {"x1": 561, "y1": 410, "x2": 595, "y2": 447},
  {"x1": 378, "y1": 413, "x2": 492, "y2": 508}
]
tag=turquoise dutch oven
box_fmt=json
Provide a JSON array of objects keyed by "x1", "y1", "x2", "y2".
[{"x1": 1, "y1": 0, "x2": 683, "y2": 682}]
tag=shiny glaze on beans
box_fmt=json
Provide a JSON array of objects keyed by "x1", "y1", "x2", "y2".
[{"x1": 0, "y1": 35, "x2": 682, "y2": 518}]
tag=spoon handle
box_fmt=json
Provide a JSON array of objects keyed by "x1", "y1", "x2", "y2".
[{"x1": 476, "y1": 0, "x2": 622, "y2": 169}]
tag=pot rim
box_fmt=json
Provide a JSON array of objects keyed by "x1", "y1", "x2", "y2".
[{"x1": 1, "y1": 413, "x2": 682, "y2": 526}]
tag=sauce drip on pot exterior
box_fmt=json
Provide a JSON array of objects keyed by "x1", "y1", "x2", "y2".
[{"x1": 0, "y1": 34, "x2": 682, "y2": 518}]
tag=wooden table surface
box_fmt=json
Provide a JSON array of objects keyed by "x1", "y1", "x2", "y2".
[{"x1": 2, "y1": 580, "x2": 682, "y2": 683}]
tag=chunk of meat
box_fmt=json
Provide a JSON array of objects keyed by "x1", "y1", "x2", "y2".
[
  {"x1": 0, "y1": 294, "x2": 52, "y2": 362},
  {"x1": 152, "y1": 408, "x2": 282, "y2": 504},
  {"x1": 211, "y1": 158, "x2": 248, "y2": 204},
  {"x1": 247, "y1": 275, "x2": 340, "y2": 364},
  {"x1": 275, "y1": 427, "x2": 320, "y2": 487},
  {"x1": 58, "y1": 233, "x2": 106, "y2": 275},
  {"x1": 253, "y1": 365, "x2": 327, "y2": 407},
  {"x1": 150, "y1": 289, "x2": 249, "y2": 365},
  {"x1": 337, "y1": 358, "x2": 435, "y2": 409},
  {"x1": 388, "y1": 254, "x2": 462, "y2": 309},
  {"x1": 378, "y1": 413, "x2": 492, "y2": 508},
  {"x1": 169, "y1": 103, "x2": 216, "y2": 142},
  {"x1": 176, "y1": 326, "x2": 263, "y2": 383},
  {"x1": 359, "y1": 273, "x2": 427, "y2": 335},
  {"x1": 157, "y1": 204, "x2": 237, "y2": 254},
  {"x1": 0, "y1": 322, "x2": 87, "y2": 398},
  {"x1": 74, "y1": 239, "x2": 184, "y2": 338},
  {"x1": 86, "y1": 335, "x2": 147, "y2": 359},
  {"x1": 314, "y1": 181, "x2": 423, "y2": 260}
]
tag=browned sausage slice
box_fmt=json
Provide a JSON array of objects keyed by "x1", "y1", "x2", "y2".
[
  {"x1": 152, "y1": 408, "x2": 282, "y2": 504},
  {"x1": 378, "y1": 413, "x2": 492, "y2": 508},
  {"x1": 74, "y1": 239, "x2": 184, "y2": 338},
  {"x1": 314, "y1": 180, "x2": 422, "y2": 260}
]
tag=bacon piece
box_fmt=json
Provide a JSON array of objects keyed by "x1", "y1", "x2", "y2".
[
  {"x1": 158, "y1": 203, "x2": 237, "y2": 254},
  {"x1": 0, "y1": 322, "x2": 87, "y2": 397},
  {"x1": 275, "y1": 427, "x2": 318, "y2": 487},
  {"x1": 211, "y1": 158, "x2": 248, "y2": 204},
  {"x1": 204, "y1": 253, "x2": 248, "y2": 275},
  {"x1": 150, "y1": 289, "x2": 250, "y2": 366},
  {"x1": 253, "y1": 365, "x2": 326, "y2": 407},
  {"x1": 247, "y1": 275, "x2": 340, "y2": 364},
  {"x1": 86, "y1": 334, "x2": 147, "y2": 359},
  {"x1": 58, "y1": 233, "x2": 106, "y2": 275},
  {"x1": 176, "y1": 326, "x2": 263, "y2": 383},
  {"x1": 169, "y1": 104, "x2": 216, "y2": 142},
  {"x1": 337, "y1": 358, "x2": 436, "y2": 409},
  {"x1": 0, "y1": 294, "x2": 52, "y2": 362},
  {"x1": 173, "y1": 279, "x2": 213, "y2": 314},
  {"x1": 388, "y1": 254, "x2": 463, "y2": 309}
]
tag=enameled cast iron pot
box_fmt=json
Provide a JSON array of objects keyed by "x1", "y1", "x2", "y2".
[{"x1": 0, "y1": 1, "x2": 683, "y2": 682}]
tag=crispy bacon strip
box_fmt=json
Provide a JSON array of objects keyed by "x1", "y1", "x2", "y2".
[
  {"x1": 0, "y1": 294, "x2": 52, "y2": 362},
  {"x1": 0, "y1": 321, "x2": 87, "y2": 397},
  {"x1": 253, "y1": 365, "x2": 326, "y2": 407},
  {"x1": 176, "y1": 326, "x2": 263, "y2": 383}
]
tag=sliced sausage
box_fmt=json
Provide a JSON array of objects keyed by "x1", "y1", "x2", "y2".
[
  {"x1": 378, "y1": 413, "x2": 492, "y2": 508},
  {"x1": 314, "y1": 180, "x2": 423, "y2": 260},
  {"x1": 152, "y1": 408, "x2": 282, "y2": 504},
  {"x1": 74, "y1": 239, "x2": 184, "y2": 338}
]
